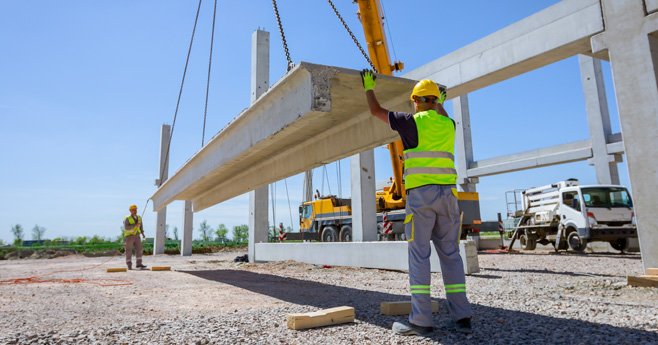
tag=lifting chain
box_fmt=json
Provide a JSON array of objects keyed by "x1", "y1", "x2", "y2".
[
  {"x1": 327, "y1": 0, "x2": 378, "y2": 73},
  {"x1": 271, "y1": 0, "x2": 294, "y2": 71}
]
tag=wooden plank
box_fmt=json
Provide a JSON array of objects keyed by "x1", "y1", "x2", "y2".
[
  {"x1": 380, "y1": 301, "x2": 440, "y2": 316},
  {"x1": 286, "y1": 306, "x2": 355, "y2": 330},
  {"x1": 151, "y1": 266, "x2": 171, "y2": 271},
  {"x1": 646, "y1": 268, "x2": 658, "y2": 276},
  {"x1": 106, "y1": 268, "x2": 127, "y2": 273},
  {"x1": 627, "y1": 275, "x2": 658, "y2": 288}
]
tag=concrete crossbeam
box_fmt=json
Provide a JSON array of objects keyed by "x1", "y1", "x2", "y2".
[
  {"x1": 403, "y1": 0, "x2": 603, "y2": 96},
  {"x1": 151, "y1": 63, "x2": 415, "y2": 212},
  {"x1": 466, "y1": 139, "x2": 621, "y2": 178}
]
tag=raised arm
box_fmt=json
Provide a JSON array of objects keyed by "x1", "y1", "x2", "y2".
[{"x1": 361, "y1": 69, "x2": 390, "y2": 123}]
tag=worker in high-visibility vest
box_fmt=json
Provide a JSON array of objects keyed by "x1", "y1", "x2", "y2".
[
  {"x1": 123, "y1": 204, "x2": 147, "y2": 270},
  {"x1": 360, "y1": 70, "x2": 473, "y2": 336}
]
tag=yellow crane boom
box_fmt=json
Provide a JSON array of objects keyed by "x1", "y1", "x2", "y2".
[{"x1": 355, "y1": 0, "x2": 406, "y2": 210}]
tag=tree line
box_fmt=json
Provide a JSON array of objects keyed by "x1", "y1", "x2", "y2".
[{"x1": 5, "y1": 221, "x2": 249, "y2": 246}]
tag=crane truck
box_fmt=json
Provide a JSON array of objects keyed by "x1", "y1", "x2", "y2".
[
  {"x1": 298, "y1": 0, "x2": 482, "y2": 242},
  {"x1": 509, "y1": 179, "x2": 637, "y2": 252}
]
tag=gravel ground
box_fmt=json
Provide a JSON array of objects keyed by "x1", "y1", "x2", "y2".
[{"x1": 0, "y1": 248, "x2": 656, "y2": 344}]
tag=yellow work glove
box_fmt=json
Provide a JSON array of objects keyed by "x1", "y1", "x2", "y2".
[
  {"x1": 438, "y1": 87, "x2": 447, "y2": 105},
  {"x1": 360, "y1": 69, "x2": 376, "y2": 91}
]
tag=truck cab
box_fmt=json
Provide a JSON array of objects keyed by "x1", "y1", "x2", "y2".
[{"x1": 559, "y1": 184, "x2": 636, "y2": 251}]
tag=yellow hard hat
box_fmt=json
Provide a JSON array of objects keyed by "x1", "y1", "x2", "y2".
[
  {"x1": 410, "y1": 79, "x2": 440, "y2": 101},
  {"x1": 129, "y1": 204, "x2": 138, "y2": 210}
]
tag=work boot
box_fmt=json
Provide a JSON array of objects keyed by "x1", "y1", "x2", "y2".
[
  {"x1": 127, "y1": 263, "x2": 132, "y2": 270},
  {"x1": 136, "y1": 264, "x2": 148, "y2": 270},
  {"x1": 392, "y1": 321, "x2": 434, "y2": 336},
  {"x1": 442, "y1": 317, "x2": 472, "y2": 334}
]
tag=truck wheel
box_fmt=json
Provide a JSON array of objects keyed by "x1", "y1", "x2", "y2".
[
  {"x1": 520, "y1": 234, "x2": 536, "y2": 251},
  {"x1": 321, "y1": 226, "x2": 338, "y2": 242},
  {"x1": 610, "y1": 238, "x2": 627, "y2": 252},
  {"x1": 568, "y1": 232, "x2": 587, "y2": 252},
  {"x1": 339, "y1": 225, "x2": 352, "y2": 242}
]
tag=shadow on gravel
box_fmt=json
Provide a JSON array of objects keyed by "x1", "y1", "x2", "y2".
[
  {"x1": 182, "y1": 269, "x2": 657, "y2": 344},
  {"x1": 482, "y1": 267, "x2": 623, "y2": 278}
]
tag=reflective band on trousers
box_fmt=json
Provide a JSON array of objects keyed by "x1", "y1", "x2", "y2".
[
  {"x1": 403, "y1": 151, "x2": 454, "y2": 161},
  {"x1": 410, "y1": 284, "x2": 431, "y2": 294},
  {"x1": 445, "y1": 283, "x2": 466, "y2": 294},
  {"x1": 404, "y1": 167, "x2": 457, "y2": 177}
]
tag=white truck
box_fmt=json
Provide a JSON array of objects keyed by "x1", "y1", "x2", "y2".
[{"x1": 511, "y1": 179, "x2": 637, "y2": 252}]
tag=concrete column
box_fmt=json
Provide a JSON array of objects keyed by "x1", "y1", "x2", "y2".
[
  {"x1": 303, "y1": 170, "x2": 313, "y2": 202},
  {"x1": 592, "y1": 0, "x2": 658, "y2": 270},
  {"x1": 578, "y1": 55, "x2": 620, "y2": 185},
  {"x1": 181, "y1": 201, "x2": 193, "y2": 256},
  {"x1": 350, "y1": 150, "x2": 377, "y2": 242},
  {"x1": 154, "y1": 124, "x2": 171, "y2": 255},
  {"x1": 452, "y1": 95, "x2": 478, "y2": 192},
  {"x1": 248, "y1": 29, "x2": 270, "y2": 262}
]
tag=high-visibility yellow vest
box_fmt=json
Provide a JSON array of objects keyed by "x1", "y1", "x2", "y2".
[
  {"x1": 124, "y1": 215, "x2": 142, "y2": 237},
  {"x1": 403, "y1": 109, "x2": 457, "y2": 190}
]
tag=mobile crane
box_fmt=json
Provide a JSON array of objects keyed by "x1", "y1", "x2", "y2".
[{"x1": 299, "y1": 0, "x2": 481, "y2": 242}]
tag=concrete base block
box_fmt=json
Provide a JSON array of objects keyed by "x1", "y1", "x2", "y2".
[
  {"x1": 460, "y1": 240, "x2": 479, "y2": 274},
  {"x1": 255, "y1": 241, "x2": 480, "y2": 275}
]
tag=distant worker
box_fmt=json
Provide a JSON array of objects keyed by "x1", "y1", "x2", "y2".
[
  {"x1": 123, "y1": 204, "x2": 147, "y2": 270},
  {"x1": 277, "y1": 222, "x2": 287, "y2": 242},
  {"x1": 360, "y1": 70, "x2": 473, "y2": 336}
]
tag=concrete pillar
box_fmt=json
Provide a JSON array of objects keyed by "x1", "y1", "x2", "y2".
[
  {"x1": 350, "y1": 150, "x2": 377, "y2": 242},
  {"x1": 453, "y1": 95, "x2": 478, "y2": 192},
  {"x1": 248, "y1": 29, "x2": 270, "y2": 262},
  {"x1": 578, "y1": 55, "x2": 620, "y2": 185},
  {"x1": 303, "y1": 170, "x2": 313, "y2": 202},
  {"x1": 592, "y1": 0, "x2": 658, "y2": 270},
  {"x1": 154, "y1": 124, "x2": 171, "y2": 255},
  {"x1": 181, "y1": 201, "x2": 193, "y2": 256}
]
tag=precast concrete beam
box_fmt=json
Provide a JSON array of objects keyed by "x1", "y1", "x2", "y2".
[
  {"x1": 151, "y1": 63, "x2": 415, "y2": 212},
  {"x1": 466, "y1": 137, "x2": 622, "y2": 178},
  {"x1": 403, "y1": 0, "x2": 603, "y2": 96}
]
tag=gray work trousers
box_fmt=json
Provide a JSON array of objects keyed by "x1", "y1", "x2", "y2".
[
  {"x1": 405, "y1": 184, "x2": 473, "y2": 327},
  {"x1": 124, "y1": 235, "x2": 143, "y2": 267}
]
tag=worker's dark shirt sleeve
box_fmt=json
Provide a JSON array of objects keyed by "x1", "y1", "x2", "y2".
[{"x1": 388, "y1": 111, "x2": 419, "y2": 150}]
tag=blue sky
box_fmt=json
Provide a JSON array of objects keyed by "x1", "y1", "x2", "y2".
[{"x1": 0, "y1": 0, "x2": 629, "y2": 243}]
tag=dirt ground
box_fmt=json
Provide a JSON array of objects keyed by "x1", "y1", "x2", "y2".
[{"x1": 0, "y1": 248, "x2": 656, "y2": 344}]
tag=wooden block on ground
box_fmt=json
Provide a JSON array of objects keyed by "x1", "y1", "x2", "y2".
[
  {"x1": 287, "y1": 306, "x2": 354, "y2": 330},
  {"x1": 151, "y1": 266, "x2": 171, "y2": 271},
  {"x1": 646, "y1": 268, "x2": 658, "y2": 276},
  {"x1": 627, "y1": 275, "x2": 658, "y2": 288},
  {"x1": 380, "y1": 300, "x2": 440, "y2": 315},
  {"x1": 106, "y1": 268, "x2": 127, "y2": 273}
]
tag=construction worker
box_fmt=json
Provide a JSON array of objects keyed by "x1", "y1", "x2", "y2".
[
  {"x1": 123, "y1": 204, "x2": 147, "y2": 270},
  {"x1": 360, "y1": 70, "x2": 473, "y2": 336}
]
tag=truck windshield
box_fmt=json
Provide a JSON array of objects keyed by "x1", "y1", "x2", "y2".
[
  {"x1": 581, "y1": 187, "x2": 633, "y2": 208},
  {"x1": 301, "y1": 205, "x2": 313, "y2": 218}
]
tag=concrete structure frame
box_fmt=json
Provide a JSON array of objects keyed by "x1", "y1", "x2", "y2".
[{"x1": 153, "y1": 0, "x2": 658, "y2": 271}]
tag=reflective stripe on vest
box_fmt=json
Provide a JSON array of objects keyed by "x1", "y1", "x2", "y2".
[
  {"x1": 403, "y1": 151, "x2": 454, "y2": 160},
  {"x1": 124, "y1": 215, "x2": 142, "y2": 237},
  {"x1": 403, "y1": 110, "x2": 457, "y2": 189}
]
